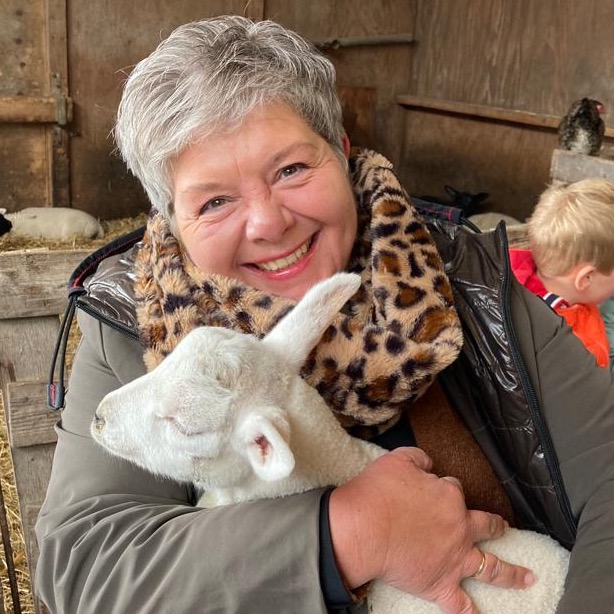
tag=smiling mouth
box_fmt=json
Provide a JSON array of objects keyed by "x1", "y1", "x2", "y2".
[{"x1": 254, "y1": 238, "x2": 313, "y2": 272}]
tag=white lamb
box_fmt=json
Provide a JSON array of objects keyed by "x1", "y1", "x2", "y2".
[
  {"x1": 92, "y1": 273, "x2": 570, "y2": 614},
  {"x1": 0, "y1": 207, "x2": 104, "y2": 240}
]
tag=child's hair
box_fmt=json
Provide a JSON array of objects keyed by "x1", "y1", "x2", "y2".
[{"x1": 527, "y1": 178, "x2": 614, "y2": 276}]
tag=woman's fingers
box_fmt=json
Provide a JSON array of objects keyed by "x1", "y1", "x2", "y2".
[
  {"x1": 389, "y1": 446, "x2": 434, "y2": 472},
  {"x1": 467, "y1": 549, "x2": 487, "y2": 579},
  {"x1": 466, "y1": 512, "x2": 535, "y2": 588},
  {"x1": 468, "y1": 508, "x2": 509, "y2": 543},
  {"x1": 434, "y1": 548, "x2": 535, "y2": 614},
  {"x1": 465, "y1": 548, "x2": 535, "y2": 588}
]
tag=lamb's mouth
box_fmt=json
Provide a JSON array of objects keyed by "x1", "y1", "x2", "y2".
[{"x1": 254, "y1": 238, "x2": 313, "y2": 272}]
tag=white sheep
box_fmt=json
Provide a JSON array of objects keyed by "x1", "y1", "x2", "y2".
[
  {"x1": 468, "y1": 212, "x2": 523, "y2": 232},
  {"x1": 92, "y1": 273, "x2": 569, "y2": 614},
  {"x1": 0, "y1": 207, "x2": 104, "y2": 240}
]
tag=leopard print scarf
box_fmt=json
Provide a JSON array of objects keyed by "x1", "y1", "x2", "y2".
[{"x1": 134, "y1": 149, "x2": 463, "y2": 438}]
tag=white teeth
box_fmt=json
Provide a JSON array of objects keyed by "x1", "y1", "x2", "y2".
[{"x1": 257, "y1": 239, "x2": 311, "y2": 272}]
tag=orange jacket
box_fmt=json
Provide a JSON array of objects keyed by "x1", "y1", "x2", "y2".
[{"x1": 509, "y1": 249, "x2": 609, "y2": 368}]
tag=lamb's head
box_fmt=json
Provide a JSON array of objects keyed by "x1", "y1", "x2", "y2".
[{"x1": 92, "y1": 272, "x2": 361, "y2": 490}]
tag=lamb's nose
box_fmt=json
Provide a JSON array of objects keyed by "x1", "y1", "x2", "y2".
[{"x1": 92, "y1": 412, "x2": 106, "y2": 432}]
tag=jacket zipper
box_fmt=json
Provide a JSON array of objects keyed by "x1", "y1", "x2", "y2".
[
  {"x1": 497, "y1": 228, "x2": 577, "y2": 536},
  {"x1": 76, "y1": 298, "x2": 140, "y2": 340}
]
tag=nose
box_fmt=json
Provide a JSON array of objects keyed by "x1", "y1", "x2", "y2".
[
  {"x1": 244, "y1": 190, "x2": 294, "y2": 242},
  {"x1": 92, "y1": 411, "x2": 106, "y2": 433},
  {"x1": 92, "y1": 402, "x2": 108, "y2": 433}
]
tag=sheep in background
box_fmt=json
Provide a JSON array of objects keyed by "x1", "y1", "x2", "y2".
[
  {"x1": 0, "y1": 213, "x2": 12, "y2": 236},
  {"x1": 468, "y1": 212, "x2": 523, "y2": 232},
  {"x1": 92, "y1": 272, "x2": 569, "y2": 614},
  {"x1": 0, "y1": 207, "x2": 104, "y2": 241}
]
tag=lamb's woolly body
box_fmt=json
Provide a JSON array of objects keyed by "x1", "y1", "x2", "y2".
[
  {"x1": 0, "y1": 207, "x2": 104, "y2": 240},
  {"x1": 93, "y1": 273, "x2": 569, "y2": 614}
]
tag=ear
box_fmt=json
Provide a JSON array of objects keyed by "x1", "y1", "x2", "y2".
[
  {"x1": 262, "y1": 272, "x2": 361, "y2": 371},
  {"x1": 342, "y1": 133, "x2": 351, "y2": 158},
  {"x1": 574, "y1": 264, "x2": 596, "y2": 292},
  {"x1": 237, "y1": 410, "x2": 295, "y2": 482}
]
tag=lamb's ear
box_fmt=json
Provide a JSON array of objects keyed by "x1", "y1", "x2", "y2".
[
  {"x1": 263, "y1": 272, "x2": 361, "y2": 371},
  {"x1": 237, "y1": 409, "x2": 295, "y2": 481}
]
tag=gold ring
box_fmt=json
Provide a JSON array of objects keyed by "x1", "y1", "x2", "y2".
[{"x1": 470, "y1": 550, "x2": 487, "y2": 579}]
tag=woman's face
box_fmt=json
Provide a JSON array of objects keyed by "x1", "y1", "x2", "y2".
[{"x1": 171, "y1": 103, "x2": 357, "y2": 302}]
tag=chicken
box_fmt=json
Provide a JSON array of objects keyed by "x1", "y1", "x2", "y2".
[{"x1": 558, "y1": 98, "x2": 606, "y2": 156}]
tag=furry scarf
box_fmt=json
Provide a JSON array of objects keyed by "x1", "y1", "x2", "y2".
[{"x1": 134, "y1": 149, "x2": 463, "y2": 438}]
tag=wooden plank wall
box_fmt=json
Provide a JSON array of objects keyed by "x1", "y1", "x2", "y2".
[
  {"x1": 265, "y1": 1, "x2": 416, "y2": 163},
  {"x1": 62, "y1": 0, "x2": 415, "y2": 220},
  {"x1": 5, "y1": 0, "x2": 614, "y2": 224},
  {"x1": 400, "y1": 0, "x2": 614, "y2": 221},
  {"x1": 0, "y1": 0, "x2": 52, "y2": 210},
  {"x1": 65, "y1": 0, "x2": 268, "y2": 221},
  {"x1": 0, "y1": 249, "x2": 90, "y2": 614}
]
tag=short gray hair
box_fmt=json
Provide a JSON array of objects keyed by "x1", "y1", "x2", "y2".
[{"x1": 115, "y1": 15, "x2": 346, "y2": 218}]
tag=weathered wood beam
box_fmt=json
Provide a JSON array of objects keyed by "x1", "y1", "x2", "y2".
[
  {"x1": 397, "y1": 95, "x2": 614, "y2": 138},
  {"x1": 0, "y1": 249, "x2": 90, "y2": 318},
  {"x1": 0, "y1": 96, "x2": 73, "y2": 125},
  {"x1": 6, "y1": 381, "x2": 58, "y2": 448}
]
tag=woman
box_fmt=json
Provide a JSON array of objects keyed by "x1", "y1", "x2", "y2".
[{"x1": 36, "y1": 16, "x2": 613, "y2": 614}]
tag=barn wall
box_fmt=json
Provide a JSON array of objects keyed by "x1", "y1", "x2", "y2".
[
  {"x1": 401, "y1": 0, "x2": 614, "y2": 220},
  {"x1": 66, "y1": 0, "x2": 263, "y2": 219},
  {"x1": 265, "y1": 0, "x2": 416, "y2": 163},
  {"x1": 64, "y1": 0, "x2": 415, "y2": 219},
  {"x1": 2, "y1": 0, "x2": 614, "y2": 220},
  {"x1": 1, "y1": 0, "x2": 415, "y2": 220},
  {"x1": 0, "y1": 0, "x2": 68, "y2": 210}
]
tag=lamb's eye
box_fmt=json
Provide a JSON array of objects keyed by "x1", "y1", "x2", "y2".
[{"x1": 214, "y1": 370, "x2": 233, "y2": 390}]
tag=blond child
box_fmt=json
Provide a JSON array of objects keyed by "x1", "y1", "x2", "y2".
[{"x1": 509, "y1": 178, "x2": 614, "y2": 368}]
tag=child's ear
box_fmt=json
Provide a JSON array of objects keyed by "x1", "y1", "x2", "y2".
[{"x1": 574, "y1": 264, "x2": 597, "y2": 292}]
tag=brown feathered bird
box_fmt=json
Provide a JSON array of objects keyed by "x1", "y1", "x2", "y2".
[{"x1": 558, "y1": 98, "x2": 606, "y2": 155}]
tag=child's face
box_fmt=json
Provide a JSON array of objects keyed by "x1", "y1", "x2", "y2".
[{"x1": 582, "y1": 267, "x2": 614, "y2": 305}]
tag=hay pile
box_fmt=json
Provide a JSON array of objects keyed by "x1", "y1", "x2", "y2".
[
  {"x1": 0, "y1": 212, "x2": 148, "y2": 613},
  {"x1": 0, "y1": 393, "x2": 34, "y2": 614}
]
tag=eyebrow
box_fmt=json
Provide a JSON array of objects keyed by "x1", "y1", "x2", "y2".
[
  {"x1": 268, "y1": 142, "x2": 318, "y2": 167},
  {"x1": 178, "y1": 141, "x2": 320, "y2": 197}
]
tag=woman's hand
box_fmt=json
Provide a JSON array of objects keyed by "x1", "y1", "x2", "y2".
[{"x1": 328, "y1": 447, "x2": 535, "y2": 614}]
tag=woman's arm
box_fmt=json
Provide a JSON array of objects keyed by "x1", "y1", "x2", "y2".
[{"x1": 511, "y1": 283, "x2": 614, "y2": 614}]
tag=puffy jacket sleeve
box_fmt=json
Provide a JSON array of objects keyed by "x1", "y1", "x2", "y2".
[
  {"x1": 35, "y1": 311, "x2": 332, "y2": 614},
  {"x1": 511, "y1": 285, "x2": 614, "y2": 614}
]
